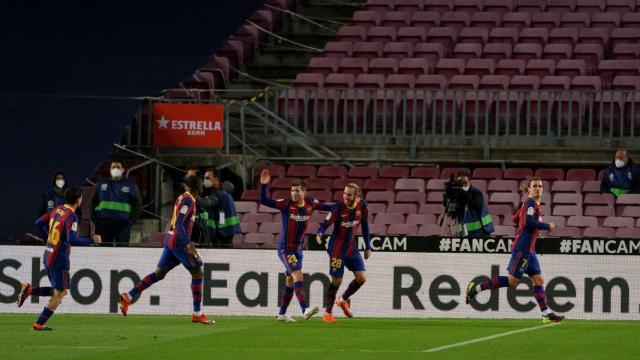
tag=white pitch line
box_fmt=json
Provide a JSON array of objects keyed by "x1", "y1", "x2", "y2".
[{"x1": 424, "y1": 322, "x2": 560, "y2": 353}]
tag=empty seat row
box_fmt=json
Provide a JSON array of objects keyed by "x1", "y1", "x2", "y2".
[
  {"x1": 365, "y1": 0, "x2": 638, "y2": 14},
  {"x1": 354, "y1": 10, "x2": 640, "y2": 29},
  {"x1": 338, "y1": 25, "x2": 640, "y2": 50},
  {"x1": 252, "y1": 165, "x2": 610, "y2": 182}
]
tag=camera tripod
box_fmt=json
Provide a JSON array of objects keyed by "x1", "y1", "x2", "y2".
[{"x1": 438, "y1": 212, "x2": 464, "y2": 237}]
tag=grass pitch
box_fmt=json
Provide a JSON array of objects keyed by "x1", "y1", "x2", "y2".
[{"x1": 1, "y1": 314, "x2": 638, "y2": 359}]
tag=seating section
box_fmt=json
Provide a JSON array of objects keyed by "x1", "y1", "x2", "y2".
[
  {"x1": 278, "y1": 0, "x2": 640, "y2": 133},
  {"x1": 160, "y1": 0, "x2": 293, "y2": 99},
  {"x1": 233, "y1": 164, "x2": 640, "y2": 247}
]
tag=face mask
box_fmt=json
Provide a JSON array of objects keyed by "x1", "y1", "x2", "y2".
[
  {"x1": 55, "y1": 179, "x2": 65, "y2": 189},
  {"x1": 462, "y1": 185, "x2": 470, "y2": 192},
  {"x1": 615, "y1": 159, "x2": 625, "y2": 168},
  {"x1": 111, "y1": 168, "x2": 123, "y2": 178},
  {"x1": 203, "y1": 179, "x2": 213, "y2": 188}
]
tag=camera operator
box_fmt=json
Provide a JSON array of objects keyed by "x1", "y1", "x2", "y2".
[
  {"x1": 454, "y1": 172, "x2": 494, "y2": 238},
  {"x1": 199, "y1": 168, "x2": 240, "y2": 248}
]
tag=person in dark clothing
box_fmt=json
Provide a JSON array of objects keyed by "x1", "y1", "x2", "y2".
[
  {"x1": 600, "y1": 149, "x2": 640, "y2": 197},
  {"x1": 201, "y1": 168, "x2": 240, "y2": 248},
  {"x1": 91, "y1": 161, "x2": 142, "y2": 246},
  {"x1": 455, "y1": 172, "x2": 494, "y2": 238},
  {"x1": 39, "y1": 170, "x2": 68, "y2": 217}
]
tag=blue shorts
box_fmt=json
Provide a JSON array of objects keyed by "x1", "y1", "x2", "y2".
[
  {"x1": 507, "y1": 251, "x2": 541, "y2": 279},
  {"x1": 278, "y1": 248, "x2": 303, "y2": 276},
  {"x1": 46, "y1": 268, "x2": 71, "y2": 291},
  {"x1": 328, "y1": 252, "x2": 366, "y2": 278},
  {"x1": 157, "y1": 244, "x2": 203, "y2": 270}
]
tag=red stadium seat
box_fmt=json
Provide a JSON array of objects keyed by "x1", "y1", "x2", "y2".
[
  {"x1": 241, "y1": 190, "x2": 261, "y2": 201},
  {"x1": 603, "y1": 216, "x2": 635, "y2": 228},
  {"x1": 380, "y1": 11, "x2": 411, "y2": 29},
  {"x1": 549, "y1": 226, "x2": 581, "y2": 237},
  {"x1": 348, "y1": 166, "x2": 378, "y2": 179},
  {"x1": 567, "y1": 215, "x2": 597, "y2": 228},
  {"x1": 369, "y1": 58, "x2": 399, "y2": 76},
  {"x1": 503, "y1": 168, "x2": 533, "y2": 181},
  {"x1": 584, "y1": 205, "x2": 615, "y2": 217},
  {"x1": 235, "y1": 201, "x2": 258, "y2": 214},
  {"x1": 584, "y1": 193, "x2": 615, "y2": 207},
  {"x1": 363, "y1": 179, "x2": 395, "y2": 191},
  {"x1": 418, "y1": 224, "x2": 443, "y2": 236},
  {"x1": 583, "y1": 227, "x2": 615, "y2": 238},
  {"x1": 488, "y1": 179, "x2": 518, "y2": 193},
  {"x1": 366, "y1": 190, "x2": 395, "y2": 204},
  {"x1": 387, "y1": 203, "x2": 418, "y2": 214},
  {"x1": 615, "y1": 227, "x2": 640, "y2": 238},
  {"x1": 411, "y1": 167, "x2": 440, "y2": 180},
  {"x1": 395, "y1": 178, "x2": 425, "y2": 191},
  {"x1": 396, "y1": 191, "x2": 426, "y2": 204},
  {"x1": 406, "y1": 213, "x2": 437, "y2": 225},
  {"x1": 566, "y1": 168, "x2": 596, "y2": 183},
  {"x1": 317, "y1": 165, "x2": 348, "y2": 179},
  {"x1": 387, "y1": 224, "x2": 419, "y2": 235},
  {"x1": 242, "y1": 213, "x2": 273, "y2": 224},
  {"x1": 419, "y1": 203, "x2": 444, "y2": 215},
  {"x1": 552, "y1": 205, "x2": 583, "y2": 216},
  {"x1": 332, "y1": 178, "x2": 364, "y2": 190},
  {"x1": 551, "y1": 181, "x2": 582, "y2": 193},
  {"x1": 374, "y1": 213, "x2": 406, "y2": 225}
]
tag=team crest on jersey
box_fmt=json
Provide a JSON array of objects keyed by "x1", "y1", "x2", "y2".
[
  {"x1": 121, "y1": 186, "x2": 130, "y2": 193},
  {"x1": 47, "y1": 200, "x2": 54, "y2": 208},
  {"x1": 101, "y1": 183, "x2": 108, "y2": 190},
  {"x1": 527, "y1": 207, "x2": 535, "y2": 216},
  {"x1": 180, "y1": 205, "x2": 189, "y2": 214}
]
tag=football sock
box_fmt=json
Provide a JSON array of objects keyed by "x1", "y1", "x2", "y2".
[
  {"x1": 192, "y1": 278, "x2": 203, "y2": 314},
  {"x1": 478, "y1": 276, "x2": 509, "y2": 292},
  {"x1": 293, "y1": 281, "x2": 306, "y2": 314},
  {"x1": 340, "y1": 279, "x2": 363, "y2": 301},
  {"x1": 129, "y1": 272, "x2": 159, "y2": 298},
  {"x1": 325, "y1": 284, "x2": 339, "y2": 314},
  {"x1": 31, "y1": 287, "x2": 53, "y2": 297},
  {"x1": 279, "y1": 286, "x2": 294, "y2": 315},
  {"x1": 36, "y1": 307, "x2": 54, "y2": 325},
  {"x1": 533, "y1": 285, "x2": 550, "y2": 315}
]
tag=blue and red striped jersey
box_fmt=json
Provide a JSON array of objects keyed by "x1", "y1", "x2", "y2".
[
  {"x1": 260, "y1": 184, "x2": 327, "y2": 250},
  {"x1": 36, "y1": 205, "x2": 92, "y2": 269},
  {"x1": 319, "y1": 199, "x2": 371, "y2": 258},
  {"x1": 512, "y1": 198, "x2": 551, "y2": 253},
  {"x1": 166, "y1": 192, "x2": 197, "y2": 248}
]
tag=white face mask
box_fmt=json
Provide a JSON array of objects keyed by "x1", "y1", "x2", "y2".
[
  {"x1": 462, "y1": 185, "x2": 470, "y2": 192},
  {"x1": 615, "y1": 159, "x2": 625, "y2": 168},
  {"x1": 111, "y1": 168, "x2": 123, "y2": 178},
  {"x1": 55, "y1": 179, "x2": 65, "y2": 189},
  {"x1": 203, "y1": 179, "x2": 213, "y2": 188}
]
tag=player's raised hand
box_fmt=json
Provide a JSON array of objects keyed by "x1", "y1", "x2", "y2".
[
  {"x1": 92, "y1": 234, "x2": 102, "y2": 245},
  {"x1": 260, "y1": 169, "x2": 271, "y2": 184},
  {"x1": 549, "y1": 222, "x2": 557, "y2": 230},
  {"x1": 315, "y1": 234, "x2": 323, "y2": 244},
  {"x1": 364, "y1": 249, "x2": 371, "y2": 260}
]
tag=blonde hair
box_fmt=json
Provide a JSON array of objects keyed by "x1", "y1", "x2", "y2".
[
  {"x1": 345, "y1": 183, "x2": 362, "y2": 196},
  {"x1": 521, "y1": 176, "x2": 543, "y2": 193}
]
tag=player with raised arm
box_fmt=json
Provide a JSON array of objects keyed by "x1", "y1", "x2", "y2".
[
  {"x1": 315, "y1": 183, "x2": 371, "y2": 324},
  {"x1": 466, "y1": 177, "x2": 565, "y2": 324},
  {"x1": 17, "y1": 187, "x2": 102, "y2": 330},
  {"x1": 260, "y1": 168, "x2": 329, "y2": 322},
  {"x1": 118, "y1": 175, "x2": 214, "y2": 324}
]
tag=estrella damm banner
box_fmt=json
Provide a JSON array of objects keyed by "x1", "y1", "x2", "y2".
[{"x1": 152, "y1": 103, "x2": 224, "y2": 148}]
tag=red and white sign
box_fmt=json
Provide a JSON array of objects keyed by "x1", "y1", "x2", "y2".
[{"x1": 152, "y1": 103, "x2": 224, "y2": 148}]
